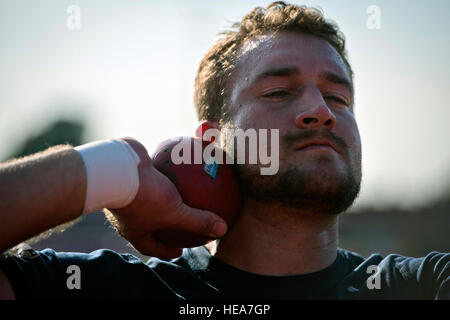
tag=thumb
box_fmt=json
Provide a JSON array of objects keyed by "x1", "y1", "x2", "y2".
[{"x1": 175, "y1": 204, "x2": 228, "y2": 238}]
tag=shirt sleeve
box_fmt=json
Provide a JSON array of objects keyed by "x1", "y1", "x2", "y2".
[
  {"x1": 382, "y1": 251, "x2": 450, "y2": 299},
  {"x1": 0, "y1": 246, "x2": 178, "y2": 299},
  {"x1": 415, "y1": 251, "x2": 450, "y2": 299}
]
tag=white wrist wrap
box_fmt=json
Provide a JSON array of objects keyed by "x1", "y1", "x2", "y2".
[{"x1": 75, "y1": 139, "x2": 141, "y2": 214}]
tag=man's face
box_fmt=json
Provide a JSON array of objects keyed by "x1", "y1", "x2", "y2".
[{"x1": 222, "y1": 32, "x2": 362, "y2": 214}]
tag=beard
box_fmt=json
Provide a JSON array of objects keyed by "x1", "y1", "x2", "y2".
[
  {"x1": 220, "y1": 121, "x2": 362, "y2": 215},
  {"x1": 234, "y1": 158, "x2": 361, "y2": 215}
]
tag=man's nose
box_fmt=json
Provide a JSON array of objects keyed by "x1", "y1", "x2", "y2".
[{"x1": 294, "y1": 91, "x2": 336, "y2": 130}]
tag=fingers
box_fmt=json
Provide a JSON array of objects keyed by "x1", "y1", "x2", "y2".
[
  {"x1": 174, "y1": 203, "x2": 228, "y2": 239},
  {"x1": 110, "y1": 137, "x2": 230, "y2": 258}
]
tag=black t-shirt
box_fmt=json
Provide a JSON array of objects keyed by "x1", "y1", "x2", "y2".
[{"x1": 0, "y1": 246, "x2": 448, "y2": 299}]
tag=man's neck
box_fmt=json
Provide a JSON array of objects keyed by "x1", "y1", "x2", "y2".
[{"x1": 212, "y1": 197, "x2": 339, "y2": 275}]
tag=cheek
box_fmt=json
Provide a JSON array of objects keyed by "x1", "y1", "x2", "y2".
[
  {"x1": 345, "y1": 121, "x2": 360, "y2": 148},
  {"x1": 342, "y1": 117, "x2": 362, "y2": 170},
  {"x1": 349, "y1": 118, "x2": 362, "y2": 154},
  {"x1": 231, "y1": 104, "x2": 273, "y2": 130},
  {"x1": 224, "y1": 105, "x2": 288, "y2": 165}
]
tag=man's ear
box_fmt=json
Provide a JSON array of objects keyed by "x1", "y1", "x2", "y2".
[{"x1": 195, "y1": 120, "x2": 219, "y2": 140}]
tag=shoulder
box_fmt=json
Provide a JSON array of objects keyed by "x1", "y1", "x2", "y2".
[
  {"x1": 146, "y1": 247, "x2": 222, "y2": 299},
  {"x1": 381, "y1": 251, "x2": 449, "y2": 299},
  {"x1": 336, "y1": 249, "x2": 450, "y2": 299},
  {"x1": 0, "y1": 246, "x2": 176, "y2": 299},
  {"x1": 1, "y1": 246, "x2": 145, "y2": 274}
]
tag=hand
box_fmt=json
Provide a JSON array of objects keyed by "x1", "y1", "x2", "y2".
[{"x1": 106, "y1": 138, "x2": 227, "y2": 259}]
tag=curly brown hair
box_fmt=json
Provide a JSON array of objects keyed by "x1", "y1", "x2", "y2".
[{"x1": 194, "y1": 1, "x2": 352, "y2": 125}]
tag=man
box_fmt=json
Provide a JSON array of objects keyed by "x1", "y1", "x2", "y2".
[{"x1": 0, "y1": 2, "x2": 448, "y2": 300}]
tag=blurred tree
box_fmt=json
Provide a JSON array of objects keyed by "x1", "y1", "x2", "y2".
[{"x1": 11, "y1": 119, "x2": 85, "y2": 158}]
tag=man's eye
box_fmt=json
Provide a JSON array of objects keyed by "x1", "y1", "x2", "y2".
[
  {"x1": 325, "y1": 96, "x2": 348, "y2": 106},
  {"x1": 262, "y1": 90, "x2": 289, "y2": 98}
]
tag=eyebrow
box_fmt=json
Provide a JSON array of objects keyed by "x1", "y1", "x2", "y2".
[
  {"x1": 321, "y1": 71, "x2": 353, "y2": 94},
  {"x1": 253, "y1": 66, "x2": 300, "y2": 82},
  {"x1": 251, "y1": 65, "x2": 354, "y2": 103},
  {"x1": 253, "y1": 66, "x2": 352, "y2": 89}
]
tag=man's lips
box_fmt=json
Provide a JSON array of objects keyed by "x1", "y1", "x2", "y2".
[{"x1": 295, "y1": 139, "x2": 339, "y2": 153}]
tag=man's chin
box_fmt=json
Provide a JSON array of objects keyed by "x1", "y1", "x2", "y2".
[{"x1": 236, "y1": 165, "x2": 361, "y2": 215}]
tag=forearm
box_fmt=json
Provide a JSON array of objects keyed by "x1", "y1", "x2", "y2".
[{"x1": 0, "y1": 145, "x2": 86, "y2": 252}]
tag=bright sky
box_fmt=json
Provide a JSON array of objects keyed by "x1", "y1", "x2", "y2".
[{"x1": 0, "y1": 0, "x2": 449, "y2": 209}]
